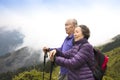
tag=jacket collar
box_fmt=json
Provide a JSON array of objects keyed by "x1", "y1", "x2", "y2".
[
  {"x1": 73, "y1": 38, "x2": 88, "y2": 45},
  {"x1": 66, "y1": 34, "x2": 74, "y2": 40}
]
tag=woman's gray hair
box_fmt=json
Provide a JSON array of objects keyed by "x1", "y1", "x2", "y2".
[{"x1": 79, "y1": 25, "x2": 90, "y2": 39}]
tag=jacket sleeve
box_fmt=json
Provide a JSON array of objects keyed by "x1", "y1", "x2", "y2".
[
  {"x1": 55, "y1": 44, "x2": 94, "y2": 70},
  {"x1": 55, "y1": 49, "x2": 73, "y2": 58}
]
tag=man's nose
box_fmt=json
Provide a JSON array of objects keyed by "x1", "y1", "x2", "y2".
[{"x1": 65, "y1": 26, "x2": 68, "y2": 29}]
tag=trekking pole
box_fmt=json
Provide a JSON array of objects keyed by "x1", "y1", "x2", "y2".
[
  {"x1": 43, "y1": 51, "x2": 48, "y2": 80},
  {"x1": 50, "y1": 61, "x2": 54, "y2": 80}
]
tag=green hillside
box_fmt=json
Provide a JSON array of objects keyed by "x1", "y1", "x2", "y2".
[
  {"x1": 12, "y1": 63, "x2": 59, "y2": 80},
  {"x1": 11, "y1": 47, "x2": 120, "y2": 80},
  {"x1": 0, "y1": 47, "x2": 120, "y2": 80},
  {"x1": 13, "y1": 47, "x2": 120, "y2": 80},
  {"x1": 103, "y1": 47, "x2": 120, "y2": 80}
]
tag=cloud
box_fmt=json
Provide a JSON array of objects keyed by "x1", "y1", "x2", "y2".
[
  {"x1": 0, "y1": 0, "x2": 120, "y2": 49},
  {"x1": 0, "y1": 6, "x2": 66, "y2": 49}
]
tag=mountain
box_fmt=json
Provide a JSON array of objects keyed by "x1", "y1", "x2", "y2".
[
  {"x1": 94, "y1": 34, "x2": 120, "y2": 80},
  {"x1": 0, "y1": 27, "x2": 24, "y2": 55},
  {"x1": 112, "y1": 34, "x2": 120, "y2": 40},
  {"x1": 0, "y1": 34, "x2": 120, "y2": 80},
  {"x1": 0, "y1": 46, "x2": 42, "y2": 73},
  {"x1": 11, "y1": 34, "x2": 120, "y2": 80},
  {"x1": 96, "y1": 34, "x2": 120, "y2": 53},
  {"x1": 103, "y1": 47, "x2": 120, "y2": 80}
]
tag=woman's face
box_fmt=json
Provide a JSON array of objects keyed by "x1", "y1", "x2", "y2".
[{"x1": 74, "y1": 27, "x2": 84, "y2": 41}]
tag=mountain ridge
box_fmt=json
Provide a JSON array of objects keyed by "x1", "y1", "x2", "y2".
[
  {"x1": 96, "y1": 34, "x2": 120, "y2": 53},
  {"x1": 0, "y1": 46, "x2": 42, "y2": 73},
  {"x1": 0, "y1": 28, "x2": 24, "y2": 55}
]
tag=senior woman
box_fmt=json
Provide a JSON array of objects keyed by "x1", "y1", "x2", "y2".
[{"x1": 49, "y1": 25, "x2": 95, "y2": 80}]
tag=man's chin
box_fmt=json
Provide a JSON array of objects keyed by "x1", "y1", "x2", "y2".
[{"x1": 66, "y1": 32, "x2": 69, "y2": 34}]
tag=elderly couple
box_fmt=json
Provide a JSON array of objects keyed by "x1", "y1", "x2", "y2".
[{"x1": 43, "y1": 19, "x2": 95, "y2": 80}]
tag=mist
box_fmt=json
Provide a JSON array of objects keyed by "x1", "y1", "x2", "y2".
[
  {"x1": 0, "y1": 0, "x2": 120, "y2": 73},
  {"x1": 0, "y1": 27, "x2": 24, "y2": 55},
  {"x1": 0, "y1": 0, "x2": 120, "y2": 51}
]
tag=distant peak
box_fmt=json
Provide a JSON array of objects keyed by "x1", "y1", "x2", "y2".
[{"x1": 112, "y1": 34, "x2": 120, "y2": 41}]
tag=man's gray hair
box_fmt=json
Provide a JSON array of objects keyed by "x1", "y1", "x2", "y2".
[{"x1": 72, "y1": 19, "x2": 78, "y2": 27}]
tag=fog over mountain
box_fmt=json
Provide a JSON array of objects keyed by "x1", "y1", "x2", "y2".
[
  {"x1": 96, "y1": 34, "x2": 120, "y2": 53},
  {"x1": 0, "y1": 27, "x2": 24, "y2": 55},
  {"x1": 0, "y1": 33, "x2": 120, "y2": 74},
  {"x1": 0, "y1": 27, "x2": 44, "y2": 73},
  {"x1": 0, "y1": 46, "x2": 42, "y2": 73}
]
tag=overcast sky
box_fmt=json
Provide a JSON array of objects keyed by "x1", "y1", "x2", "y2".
[{"x1": 0, "y1": 0, "x2": 120, "y2": 49}]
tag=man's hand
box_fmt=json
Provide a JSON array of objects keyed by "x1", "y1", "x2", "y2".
[
  {"x1": 43, "y1": 47, "x2": 50, "y2": 53},
  {"x1": 49, "y1": 50, "x2": 56, "y2": 61}
]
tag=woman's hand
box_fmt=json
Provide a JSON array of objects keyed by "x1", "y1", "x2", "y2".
[{"x1": 49, "y1": 49, "x2": 56, "y2": 61}]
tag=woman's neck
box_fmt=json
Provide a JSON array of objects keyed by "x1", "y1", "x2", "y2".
[{"x1": 74, "y1": 36, "x2": 84, "y2": 41}]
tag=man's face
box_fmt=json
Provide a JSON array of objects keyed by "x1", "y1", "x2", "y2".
[{"x1": 65, "y1": 20, "x2": 74, "y2": 35}]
